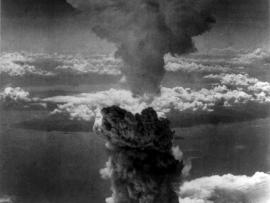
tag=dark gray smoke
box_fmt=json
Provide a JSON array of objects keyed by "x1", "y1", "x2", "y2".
[
  {"x1": 95, "y1": 106, "x2": 184, "y2": 203},
  {"x1": 67, "y1": 0, "x2": 215, "y2": 95}
]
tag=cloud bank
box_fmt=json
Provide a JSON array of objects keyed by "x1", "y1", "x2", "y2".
[
  {"x1": 0, "y1": 52, "x2": 123, "y2": 87},
  {"x1": 3, "y1": 68, "x2": 270, "y2": 127},
  {"x1": 179, "y1": 172, "x2": 270, "y2": 203},
  {"x1": 42, "y1": 72, "x2": 270, "y2": 123},
  {"x1": 233, "y1": 48, "x2": 270, "y2": 65},
  {"x1": 1, "y1": 48, "x2": 270, "y2": 86},
  {"x1": 0, "y1": 52, "x2": 122, "y2": 77},
  {"x1": 2, "y1": 56, "x2": 270, "y2": 126},
  {"x1": 164, "y1": 48, "x2": 270, "y2": 77},
  {"x1": 164, "y1": 54, "x2": 231, "y2": 74},
  {"x1": 0, "y1": 52, "x2": 52, "y2": 77},
  {"x1": 54, "y1": 53, "x2": 122, "y2": 76}
]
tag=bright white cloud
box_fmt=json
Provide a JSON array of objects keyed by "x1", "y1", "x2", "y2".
[
  {"x1": 45, "y1": 89, "x2": 148, "y2": 120},
  {"x1": 232, "y1": 48, "x2": 270, "y2": 65},
  {"x1": 3, "y1": 70, "x2": 270, "y2": 121},
  {"x1": 0, "y1": 87, "x2": 46, "y2": 109},
  {"x1": 164, "y1": 54, "x2": 230, "y2": 74},
  {"x1": 179, "y1": 172, "x2": 270, "y2": 203},
  {"x1": 172, "y1": 146, "x2": 183, "y2": 161},
  {"x1": 2, "y1": 70, "x2": 269, "y2": 119},
  {"x1": 42, "y1": 73, "x2": 270, "y2": 121},
  {"x1": 2, "y1": 48, "x2": 269, "y2": 80},
  {"x1": 55, "y1": 53, "x2": 123, "y2": 76},
  {"x1": 0, "y1": 87, "x2": 31, "y2": 103},
  {"x1": 0, "y1": 52, "x2": 52, "y2": 76},
  {"x1": 166, "y1": 48, "x2": 270, "y2": 74},
  {"x1": 0, "y1": 52, "x2": 122, "y2": 78},
  {"x1": 205, "y1": 74, "x2": 270, "y2": 103}
]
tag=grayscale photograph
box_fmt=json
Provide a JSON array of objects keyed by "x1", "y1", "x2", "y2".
[{"x1": 0, "y1": 0, "x2": 270, "y2": 202}]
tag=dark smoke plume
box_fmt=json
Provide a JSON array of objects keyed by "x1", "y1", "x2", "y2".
[
  {"x1": 67, "y1": 0, "x2": 215, "y2": 94},
  {"x1": 94, "y1": 106, "x2": 184, "y2": 203}
]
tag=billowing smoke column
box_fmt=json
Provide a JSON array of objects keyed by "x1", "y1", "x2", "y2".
[
  {"x1": 94, "y1": 106, "x2": 184, "y2": 203},
  {"x1": 67, "y1": 0, "x2": 215, "y2": 95}
]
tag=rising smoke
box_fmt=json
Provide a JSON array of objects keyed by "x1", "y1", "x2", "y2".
[
  {"x1": 66, "y1": 0, "x2": 215, "y2": 95},
  {"x1": 94, "y1": 106, "x2": 184, "y2": 203}
]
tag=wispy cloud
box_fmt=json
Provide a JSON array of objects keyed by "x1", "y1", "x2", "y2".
[{"x1": 0, "y1": 87, "x2": 46, "y2": 110}]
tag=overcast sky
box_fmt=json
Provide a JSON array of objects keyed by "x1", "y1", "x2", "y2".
[{"x1": 1, "y1": 0, "x2": 269, "y2": 53}]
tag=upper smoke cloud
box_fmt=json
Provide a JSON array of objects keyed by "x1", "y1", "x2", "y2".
[{"x1": 66, "y1": 0, "x2": 215, "y2": 94}]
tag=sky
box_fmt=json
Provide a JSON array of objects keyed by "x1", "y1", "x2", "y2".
[
  {"x1": 1, "y1": 0, "x2": 114, "y2": 54},
  {"x1": 1, "y1": 1, "x2": 270, "y2": 202},
  {"x1": 1, "y1": 0, "x2": 269, "y2": 54},
  {"x1": 197, "y1": 0, "x2": 270, "y2": 51}
]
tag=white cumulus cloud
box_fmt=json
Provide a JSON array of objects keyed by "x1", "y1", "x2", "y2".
[
  {"x1": 164, "y1": 54, "x2": 230, "y2": 74},
  {"x1": 205, "y1": 73, "x2": 270, "y2": 103},
  {"x1": 3, "y1": 71, "x2": 270, "y2": 123},
  {"x1": 0, "y1": 87, "x2": 31, "y2": 103},
  {"x1": 0, "y1": 52, "x2": 123, "y2": 78},
  {"x1": 166, "y1": 48, "x2": 270, "y2": 75},
  {"x1": 232, "y1": 48, "x2": 270, "y2": 65},
  {"x1": 55, "y1": 53, "x2": 123, "y2": 76},
  {"x1": 42, "y1": 73, "x2": 270, "y2": 121},
  {"x1": 0, "y1": 52, "x2": 52, "y2": 76},
  {"x1": 45, "y1": 89, "x2": 148, "y2": 120},
  {"x1": 0, "y1": 87, "x2": 46, "y2": 109},
  {"x1": 2, "y1": 48, "x2": 269, "y2": 83},
  {"x1": 179, "y1": 172, "x2": 270, "y2": 203}
]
